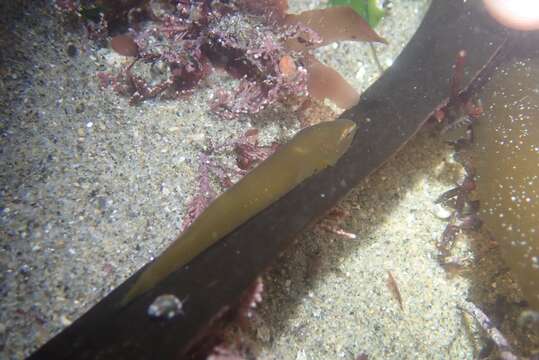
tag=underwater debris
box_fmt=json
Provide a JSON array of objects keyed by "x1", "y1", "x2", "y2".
[{"x1": 386, "y1": 270, "x2": 403, "y2": 311}]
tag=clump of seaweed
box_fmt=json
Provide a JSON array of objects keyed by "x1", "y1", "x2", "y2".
[{"x1": 58, "y1": 0, "x2": 385, "y2": 114}]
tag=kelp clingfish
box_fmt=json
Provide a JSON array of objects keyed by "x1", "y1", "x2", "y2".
[{"x1": 121, "y1": 118, "x2": 358, "y2": 306}]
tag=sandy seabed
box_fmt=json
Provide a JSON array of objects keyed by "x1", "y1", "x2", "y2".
[{"x1": 1, "y1": 1, "x2": 535, "y2": 359}]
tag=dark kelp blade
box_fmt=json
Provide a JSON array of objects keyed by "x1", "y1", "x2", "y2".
[{"x1": 28, "y1": 1, "x2": 510, "y2": 359}]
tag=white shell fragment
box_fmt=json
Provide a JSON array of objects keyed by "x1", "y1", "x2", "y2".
[
  {"x1": 432, "y1": 203, "x2": 453, "y2": 220},
  {"x1": 147, "y1": 294, "x2": 185, "y2": 320}
]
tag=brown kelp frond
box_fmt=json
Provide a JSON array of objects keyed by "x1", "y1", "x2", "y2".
[
  {"x1": 284, "y1": 6, "x2": 387, "y2": 50},
  {"x1": 304, "y1": 55, "x2": 360, "y2": 109}
]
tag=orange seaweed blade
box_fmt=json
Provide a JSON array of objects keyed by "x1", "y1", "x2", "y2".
[
  {"x1": 284, "y1": 6, "x2": 387, "y2": 48},
  {"x1": 304, "y1": 55, "x2": 360, "y2": 109}
]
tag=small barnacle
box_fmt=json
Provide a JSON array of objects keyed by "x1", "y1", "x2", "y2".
[{"x1": 147, "y1": 294, "x2": 187, "y2": 320}]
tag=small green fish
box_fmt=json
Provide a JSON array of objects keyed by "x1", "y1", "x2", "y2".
[{"x1": 121, "y1": 118, "x2": 357, "y2": 306}]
